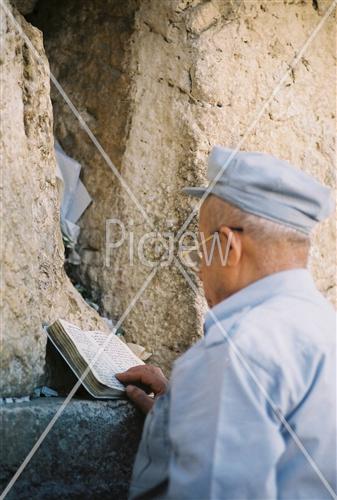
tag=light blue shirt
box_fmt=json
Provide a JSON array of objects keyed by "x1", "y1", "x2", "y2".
[{"x1": 129, "y1": 269, "x2": 336, "y2": 499}]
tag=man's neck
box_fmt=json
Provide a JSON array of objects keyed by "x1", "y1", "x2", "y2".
[{"x1": 220, "y1": 261, "x2": 308, "y2": 304}]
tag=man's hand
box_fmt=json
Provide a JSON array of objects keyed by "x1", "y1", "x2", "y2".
[{"x1": 116, "y1": 365, "x2": 168, "y2": 415}]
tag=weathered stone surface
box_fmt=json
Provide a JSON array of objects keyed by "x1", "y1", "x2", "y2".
[
  {"x1": 27, "y1": 0, "x2": 336, "y2": 378},
  {"x1": 29, "y1": 0, "x2": 209, "y2": 374},
  {"x1": 0, "y1": 1, "x2": 109, "y2": 397},
  {"x1": 2, "y1": 0, "x2": 335, "y2": 394},
  {"x1": 0, "y1": 398, "x2": 143, "y2": 499}
]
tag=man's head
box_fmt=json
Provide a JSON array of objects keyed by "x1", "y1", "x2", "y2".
[
  {"x1": 198, "y1": 194, "x2": 311, "y2": 308},
  {"x1": 183, "y1": 146, "x2": 333, "y2": 308},
  {"x1": 184, "y1": 146, "x2": 334, "y2": 306}
]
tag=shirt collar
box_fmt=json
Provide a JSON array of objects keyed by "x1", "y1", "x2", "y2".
[{"x1": 204, "y1": 268, "x2": 316, "y2": 335}]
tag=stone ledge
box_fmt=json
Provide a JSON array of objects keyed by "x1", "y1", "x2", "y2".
[{"x1": 0, "y1": 398, "x2": 144, "y2": 499}]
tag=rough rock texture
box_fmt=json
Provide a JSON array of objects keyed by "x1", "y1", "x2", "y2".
[
  {"x1": 28, "y1": 0, "x2": 336, "y2": 375},
  {"x1": 0, "y1": 398, "x2": 143, "y2": 499},
  {"x1": 29, "y1": 0, "x2": 207, "y2": 373},
  {"x1": 0, "y1": 1, "x2": 109, "y2": 397}
]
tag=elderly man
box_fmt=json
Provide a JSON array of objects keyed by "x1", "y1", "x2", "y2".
[{"x1": 117, "y1": 147, "x2": 336, "y2": 499}]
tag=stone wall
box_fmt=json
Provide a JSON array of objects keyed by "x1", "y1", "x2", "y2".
[
  {"x1": 0, "y1": 1, "x2": 109, "y2": 397},
  {"x1": 29, "y1": 0, "x2": 207, "y2": 373},
  {"x1": 29, "y1": 0, "x2": 336, "y2": 376},
  {"x1": 1, "y1": 0, "x2": 335, "y2": 394}
]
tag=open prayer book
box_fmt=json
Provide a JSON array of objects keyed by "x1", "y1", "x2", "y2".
[{"x1": 46, "y1": 319, "x2": 144, "y2": 399}]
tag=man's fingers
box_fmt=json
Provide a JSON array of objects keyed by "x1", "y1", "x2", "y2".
[
  {"x1": 125, "y1": 385, "x2": 154, "y2": 414},
  {"x1": 117, "y1": 365, "x2": 152, "y2": 385},
  {"x1": 116, "y1": 366, "x2": 145, "y2": 383},
  {"x1": 116, "y1": 365, "x2": 167, "y2": 394}
]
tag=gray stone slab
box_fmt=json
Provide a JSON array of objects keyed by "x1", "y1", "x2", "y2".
[{"x1": 0, "y1": 398, "x2": 143, "y2": 499}]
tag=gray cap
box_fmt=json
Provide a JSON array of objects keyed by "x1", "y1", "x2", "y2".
[{"x1": 183, "y1": 146, "x2": 334, "y2": 234}]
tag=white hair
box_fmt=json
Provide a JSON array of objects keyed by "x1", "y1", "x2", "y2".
[{"x1": 213, "y1": 198, "x2": 311, "y2": 248}]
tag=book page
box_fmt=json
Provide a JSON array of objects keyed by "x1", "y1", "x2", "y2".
[
  {"x1": 88, "y1": 330, "x2": 144, "y2": 390},
  {"x1": 59, "y1": 320, "x2": 143, "y2": 391}
]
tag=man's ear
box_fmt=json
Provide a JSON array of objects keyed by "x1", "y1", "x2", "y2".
[{"x1": 219, "y1": 226, "x2": 242, "y2": 267}]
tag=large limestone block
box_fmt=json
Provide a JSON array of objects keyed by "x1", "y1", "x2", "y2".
[
  {"x1": 0, "y1": 398, "x2": 143, "y2": 499},
  {"x1": 0, "y1": 1, "x2": 108, "y2": 397},
  {"x1": 30, "y1": 0, "x2": 207, "y2": 374}
]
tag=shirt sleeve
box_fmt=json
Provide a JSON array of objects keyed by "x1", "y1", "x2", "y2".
[{"x1": 166, "y1": 325, "x2": 287, "y2": 500}]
